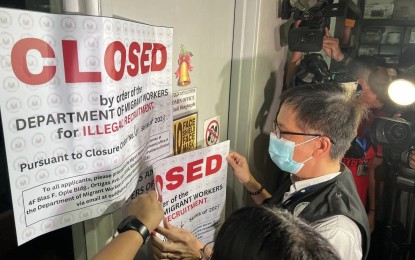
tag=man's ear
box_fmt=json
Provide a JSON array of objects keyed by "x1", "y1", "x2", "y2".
[
  {"x1": 358, "y1": 78, "x2": 370, "y2": 90},
  {"x1": 312, "y1": 136, "x2": 331, "y2": 157},
  {"x1": 353, "y1": 130, "x2": 358, "y2": 138}
]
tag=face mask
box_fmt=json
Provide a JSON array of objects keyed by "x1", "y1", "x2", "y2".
[{"x1": 268, "y1": 132, "x2": 316, "y2": 174}]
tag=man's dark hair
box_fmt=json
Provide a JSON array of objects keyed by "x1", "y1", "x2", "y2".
[
  {"x1": 279, "y1": 82, "x2": 368, "y2": 160},
  {"x1": 211, "y1": 205, "x2": 340, "y2": 260},
  {"x1": 346, "y1": 55, "x2": 386, "y2": 81},
  {"x1": 347, "y1": 55, "x2": 388, "y2": 103}
]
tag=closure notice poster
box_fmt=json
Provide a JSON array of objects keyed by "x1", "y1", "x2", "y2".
[
  {"x1": 0, "y1": 8, "x2": 173, "y2": 245},
  {"x1": 153, "y1": 140, "x2": 229, "y2": 244}
]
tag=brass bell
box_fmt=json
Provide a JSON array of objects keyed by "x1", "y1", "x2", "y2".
[{"x1": 178, "y1": 62, "x2": 190, "y2": 86}]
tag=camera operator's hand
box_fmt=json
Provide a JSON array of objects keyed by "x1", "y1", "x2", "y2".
[
  {"x1": 409, "y1": 151, "x2": 415, "y2": 169},
  {"x1": 289, "y1": 51, "x2": 303, "y2": 65},
  {"x1": 322, "y1": 28, "x2": 344, "y2": 62}
]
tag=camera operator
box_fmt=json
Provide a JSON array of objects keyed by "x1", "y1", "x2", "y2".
[
  {"x1": 344, "y1": 56, "x2": 391, "y2": 234},
  {"x1": 284, "y1": 25, "x2": 345, "y2": 89},
  {"x1": 364, "y1": 46, "x2": 415, "y2": 259},
  {"x1": 372, "y1": 46, "x2": 415, "y2": 171}
]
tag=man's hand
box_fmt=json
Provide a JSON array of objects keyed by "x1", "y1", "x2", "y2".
[
  {"x1": 152, "y1": 220, "x2": 204, "y2": 260},
  {"x1": 409, "y1": 150, "x2": 415, "y2": 169},
  {"x1": 322, "y1": 28, "x2": 344, "y2": 62},
  {"x1": 128, "y1": 190, "x2": 163, "y2": 233},
  {"x1": 227, "y1": 151, "x2": 271, "y2": 204},
  {"x1": 226, "y1": 152, "x2": 253, "y2": 185}
]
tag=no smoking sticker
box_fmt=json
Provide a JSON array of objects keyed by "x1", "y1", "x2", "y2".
[{"x1": 204, "y1": 115, "x2": 220, "y2": 146}]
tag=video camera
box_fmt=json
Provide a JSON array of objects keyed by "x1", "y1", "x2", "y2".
[
  {"x1": 294, "y1": 52, "x2": 356, "y2": 85},
  {"x1": 369, "y1": 47, "x2": 415, "y2": 177},
  {"x1": 281, "y1": 0, "x2": 336, "y2": 52},
  {"x1": 371, "y1": 117, "x2": 415, "y2": 169}
]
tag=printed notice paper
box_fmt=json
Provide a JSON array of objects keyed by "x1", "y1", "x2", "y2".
[
  {"x1": 153, "y1": 140, "x2": 230, "y2": 244},
  {"x1": 0, "y1": 8, "x2": 173, "y2": 245}
]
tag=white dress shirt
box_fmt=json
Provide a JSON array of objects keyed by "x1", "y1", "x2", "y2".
[{"x1": 282, "y1": 172, "x2": 363, "y2": 260}]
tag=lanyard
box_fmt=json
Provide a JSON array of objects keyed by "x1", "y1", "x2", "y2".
[
  {"x1": 355, "y1": 137, "x2": 366, "y2": 152},
  {"x1": 355, "y1": 137, "x2": 368, "y2": 164}
]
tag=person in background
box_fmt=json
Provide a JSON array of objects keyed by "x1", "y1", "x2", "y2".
[
  {"x1": 397, "y1": 47, "x2": 415, "y2": 169},
  {"x1": 227, "y1": 83, "x2": 370, "y2": 259},
  {"x1": 92, "y1": 190, "x2": 163, "y2": 260},
  {"x1": 343, "y1": 55, "x2": 390, "y2": 233},
  {"x1": 152, "y1": 205, "x2": 340, "y2": 260}
]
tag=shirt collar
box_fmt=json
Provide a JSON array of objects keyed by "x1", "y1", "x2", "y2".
[{"x1": 289, "y1": 171, "x2": 341, "y2": 195}]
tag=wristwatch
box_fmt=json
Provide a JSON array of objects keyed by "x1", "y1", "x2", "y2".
[{"x1": 117, "y1": 216, "x2": 151, "y2": 244}]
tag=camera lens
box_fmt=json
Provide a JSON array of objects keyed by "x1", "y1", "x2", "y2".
[
  {"x1": 390, "y1": 124, "x2": 408, "y2": 141},
  {"x1": 302, "y1": 32, "x2": 315, "y2": 43}
]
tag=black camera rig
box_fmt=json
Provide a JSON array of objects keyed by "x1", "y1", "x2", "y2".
[
  {"x1": 370, "y1": 116, "x2": 415, "y2": 260},
  {"x1": 294, "y1": 52, "x2": 355, "y2": 85},
  {"x1": 371, "y1": 116, "x2": 415, "y2": 169},
  {"x1": 281, "y1": 0, "x2": 359, "y2": 52}
]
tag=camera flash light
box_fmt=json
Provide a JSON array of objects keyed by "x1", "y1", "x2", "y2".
[{"x1": 388, "y1": 79, "x2": 415, "y2": 106}]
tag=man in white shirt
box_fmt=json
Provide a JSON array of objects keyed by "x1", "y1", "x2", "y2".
[{"x1": 227, "y1": 83, "x2": 370, "y2": 259}]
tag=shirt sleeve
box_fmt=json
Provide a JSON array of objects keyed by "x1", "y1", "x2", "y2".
[{"x1": 312, "y1": 215, "x2": 362, "y2": 260}]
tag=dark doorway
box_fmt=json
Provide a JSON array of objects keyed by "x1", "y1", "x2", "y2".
[{"x1": 0, "y1": 113, "x2": 75, "y2": 259}]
